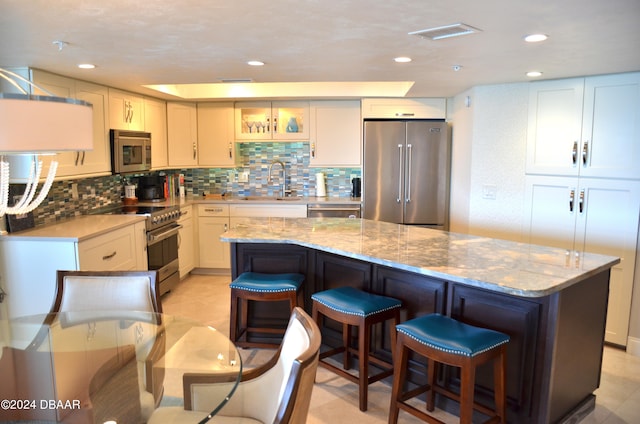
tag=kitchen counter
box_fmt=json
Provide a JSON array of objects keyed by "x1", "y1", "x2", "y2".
[
  {"x1": 221, "y1": 217, "x2": 617, "y2": 423},
  {"x1": 139, "y1": 195, "x2": 361, "y2": 208},
  {"x1": 221, "y1": 217, "x2": 618, "y2": 297},
  {"x1": 0, "y1": 214, "x2": 146, "y2": 242}
]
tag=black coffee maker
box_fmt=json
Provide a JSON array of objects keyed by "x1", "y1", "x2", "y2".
[
  {"x1": 351, "y1": 177, "x2": 361, "y2": 198},
  {"x1": 137, "y1": 175, "x2": 166, "y2": 201}
]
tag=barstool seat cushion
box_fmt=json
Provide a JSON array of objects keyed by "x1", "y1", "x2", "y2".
[
  {"x1": 397, "y1": 314, "x2": 509, "y2": 357},
  {"x1": 230, "y1": 272, "x2": 304, "y2": 293},
  {"x1": 311, "y1": 286, "x2": 402, "y2": 317}
]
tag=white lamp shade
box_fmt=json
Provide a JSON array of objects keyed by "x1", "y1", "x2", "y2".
[{"x1": 0, "y1": 95, "x2": 93, "y2": 154}]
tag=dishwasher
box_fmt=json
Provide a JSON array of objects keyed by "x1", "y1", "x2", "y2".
[{"x1": 307, "y1": 203, "x2": 361, "y2": 218}]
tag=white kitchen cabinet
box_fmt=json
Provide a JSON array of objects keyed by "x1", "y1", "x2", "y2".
[
  {"x1": 197, "y1": 204, "x2": 230, "y2": 269},
  {"x1": 167, "y1": 102, "x2": 199, "y2": 167},
  {"x1": 144, "y1": 97, "x2": 168, "y2": 169},
  {"x1": 178, "y1": 205, "x2": 195, "y2": 278},
  {"x1": 78, "y1": 223, "x2": 146, "y2": 271},
  {"x1": 13, "y1": 71, "x2": 111, "y2": 180},
  {"x1": 0, "y1": 221, "x2": 147, "y2": 319},
  {"x1": 228, "y1": 203, "x2": 307, "y2": 228},
  {"x1": 523, "y1": 175, "x2": 640, "y2": 346},
  {"x1": 235, "y1": 101, "x2": 309, "y2": 141},
  {"x1": 108, "y1": 88, "x2": 145, "y2": 130},
  {"x1": 197, "y1": 102, "x2": 238, "y2": 167},
  {"x1": 526, "y1": 72, "x2": 640, "y2": 179},
  {"x1": 309, "y1": 100, "x2": 361, "y2": 167},
  {"x1": 361, "y1": 98, "x2": 446, "y2": 119}
]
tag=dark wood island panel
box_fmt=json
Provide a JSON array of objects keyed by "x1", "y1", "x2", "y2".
[{"x1": 229, "y1": 241, "x2": 611, "y2": 424}]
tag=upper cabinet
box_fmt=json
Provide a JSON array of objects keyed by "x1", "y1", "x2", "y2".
[
  {"x1": 526, "y1": 72, "x2": 640, "y2": 179},
  {"x1": 309, "y1": 100, "x2": 361, "y2": 167},
  {"x1": 109, "y1": 88, "x2": 145, "y2": 131},
  {"x1": 167, "y1": 102, "x2": 198, "y2": 167},
  {"x1": 144, "y1": 97, "x2": 168, "y2": 169},
  {"x1": 24, "y1": 70, "x2": 111, "y2": 179},
  {"x1": 234, "y1": 101, "x2": 309, "y2": 141},
  {"x1": 197, "y1": 102, "x2": 238, "y2": 167},
  {"x1": 71, "y1": 81, "x2": 111, "y2": 176},
  {"x1": 361, "y1": 98, "x2": 446, "y2": 119}
]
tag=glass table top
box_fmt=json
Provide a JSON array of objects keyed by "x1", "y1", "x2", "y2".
[{"x1": 0, "y1": 311, "x2": 242, "y2": 423}]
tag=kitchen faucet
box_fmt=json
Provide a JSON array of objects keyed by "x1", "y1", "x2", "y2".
[{"x1": 268, "y1": 160, "x2": 287, "y2": 197}]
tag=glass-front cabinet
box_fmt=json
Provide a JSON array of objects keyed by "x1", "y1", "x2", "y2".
[{"x1": 234, "y1": 101, "x2": 309, "y2": 141}]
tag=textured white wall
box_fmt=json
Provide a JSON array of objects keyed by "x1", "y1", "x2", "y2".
[
  {"x1": 448, "y1": 88, "x2": 473, "y2": 235},
  {"x1": 450, "y1": 82, "x2": 529, "y2": 242}
]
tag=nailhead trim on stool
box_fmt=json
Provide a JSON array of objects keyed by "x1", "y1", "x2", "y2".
[
  {"x1": 230, "y1": 272, "x2": 305, "y2": 349},
  {"x1": 311, "y1": 286, "x2": 402, "y2": 412},
  {"x1": 389, "y1": 313, "x2": 510, "y2": 424}
]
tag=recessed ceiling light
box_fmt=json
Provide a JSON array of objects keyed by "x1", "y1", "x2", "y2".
[
  {"x1": 526, "y1": 71, "x2": 543, "y2": 77},
  {"x1": 394, "y1": 57, "x2": 412, "y2": 63},
  {"x1": 524, "y1": 34, "x2": 548, "y2": 43},
  {"x1": 77, "y1": 64, "x2": 95, "y2": 69},
  {"x1": 247, "y1": 60, "x2": 264, "y2": 66}
]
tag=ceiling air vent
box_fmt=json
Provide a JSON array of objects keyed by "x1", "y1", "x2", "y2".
[
  {"x1": 217, "y1": 78, "x2": 254, "y2": 83},
  {"x1": 409, "y1": 23, "x2": 482, "y2": 40}
]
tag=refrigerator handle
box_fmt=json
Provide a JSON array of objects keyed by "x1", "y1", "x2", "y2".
[
  {"x1": 406, "y1": 143, "x2": 412, "y2": 203},
  {"x1": 397, "y1": 144, "x2": 403, "y2": 203}
]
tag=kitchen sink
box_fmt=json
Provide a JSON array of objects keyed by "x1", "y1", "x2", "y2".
[{"x1": 240, "y1": 196, "x2": 301, "y2": 201}]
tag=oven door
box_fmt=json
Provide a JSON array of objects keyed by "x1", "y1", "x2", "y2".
[{"x1": 147, "y1": 223, "x2": 181, "y2": 285}]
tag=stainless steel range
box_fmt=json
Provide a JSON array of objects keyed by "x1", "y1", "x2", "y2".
[{"x1": 98, "y1": 204, "x2": 181, "y2": 295}]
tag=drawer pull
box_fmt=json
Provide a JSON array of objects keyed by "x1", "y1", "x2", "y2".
[{"x1": 102, "y1": 251, "x2": 117, "y2": 260}]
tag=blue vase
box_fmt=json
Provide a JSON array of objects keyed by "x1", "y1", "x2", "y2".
[{"x1": 286, "y1": 117, "x2": 298, "y2": 133}]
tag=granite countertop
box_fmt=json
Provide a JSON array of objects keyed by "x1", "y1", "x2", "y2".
[
  {"x1": 221, "y1": 217, "x2": 620, "y2": 298},
  {"x1": 0, "y1": 215, "x2": 146, "y2": 242},
  {"x1": 141, "y1": 195, "x2": 361, "y2": 208}
]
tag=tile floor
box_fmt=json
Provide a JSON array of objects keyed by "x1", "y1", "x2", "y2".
[{"x1": 162, "y1": 274, "x2": 640, "y2": 423}]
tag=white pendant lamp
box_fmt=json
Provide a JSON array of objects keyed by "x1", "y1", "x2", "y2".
[{"x1": 0, "y1": 68, "x2": 93, "y2": 216}]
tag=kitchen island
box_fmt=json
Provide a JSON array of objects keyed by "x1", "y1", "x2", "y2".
[{"x1": 222, "y1": 217, "x2": 619, "y2": 424}]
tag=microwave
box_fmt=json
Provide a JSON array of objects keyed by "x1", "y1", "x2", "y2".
[{"x1": 110, "y1": 129, "x2": 152, "y2": 174}]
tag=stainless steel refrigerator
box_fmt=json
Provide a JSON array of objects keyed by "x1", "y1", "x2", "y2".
[{"x1": 362, "y1": 120, "x2": 451, "y2": 229}]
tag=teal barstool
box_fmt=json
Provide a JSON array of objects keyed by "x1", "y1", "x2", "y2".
[
  {"x1": 311, "y1": 286, "x2": 402, "y2": 411},
  {"x1": 389, "y1": 313, "x2": 510, "y2": 424},
  {"x1": 230, "y1": 272, "x2": 305, "y2": 349}
]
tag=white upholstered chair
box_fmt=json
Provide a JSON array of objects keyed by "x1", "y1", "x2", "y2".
[
  {"x1": 148, "y1": 306, "x2": 321, "y2": 424},
  {"x1": 50, "y1": 270, "x2": 163, "y2": 420}
]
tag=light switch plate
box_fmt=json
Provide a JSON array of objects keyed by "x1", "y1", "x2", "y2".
[{"x1": 482, "y1": 184, "x2": 497, "y2": 200}]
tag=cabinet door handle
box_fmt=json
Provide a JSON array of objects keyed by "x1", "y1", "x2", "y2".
[
  {"x1": 397, "y1": 144, "x2": 403, "y2": 203},
  {"x1": 395, "y1": 112, "x2": 415, "y2": 117},
  {"x1": 311, "y1": 142, "x2": 316, "y2": 159},
  {"x1": 579, "y1": 189, "x2": 585, "y2": 214},
  {"x1": 193, "y1": 142, "x2": 197, "y2": 160},
  {"x1": 74, "y1": 151, "x2": 80, "y2": 166},
  {"x1": 102, "y1": 251, "x2": 117, "y2": 261},
  {"x1": 124, "y1": 101, "x2": 131, "y2": 123},
  {"x1": 224, "y1": 223, "x2": 228, "y2": 232},
  {"x1": 569, "y1": 188, "x2": 575, "y2": 212},
  {"x1": 80, "y1": 151, "x2": 85, "y2": 166},
  {"x1": 582, "y1": 141, "x2": 589, "y2": 166},
  {"x1": 572, "y1": 141, "x2": 578, "y2": 165},
  {"x1": 228, "y1": 142, "x2": 233, "y2": 159}
]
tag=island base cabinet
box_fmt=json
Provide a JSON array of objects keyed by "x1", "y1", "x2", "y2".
[
  {"x1": 449, "y1": 284, "x2": 543, "y2": 422},
  {"x1": 229, "y1": 242, "x2": 612, "y2": 424}
]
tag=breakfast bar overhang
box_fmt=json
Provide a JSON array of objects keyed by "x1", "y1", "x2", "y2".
[{"x1": 222, "y1": 217, "x2": 620, "y2": 424}]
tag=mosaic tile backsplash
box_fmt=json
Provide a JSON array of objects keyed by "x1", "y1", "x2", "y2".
[{"x1": 20, "y1": 142, "x2": 361, "y2": 227}]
